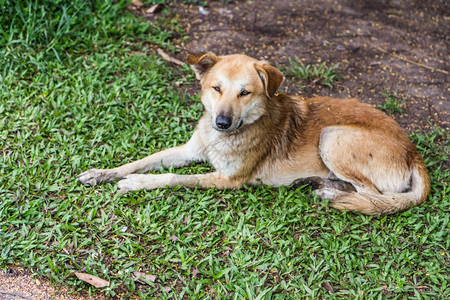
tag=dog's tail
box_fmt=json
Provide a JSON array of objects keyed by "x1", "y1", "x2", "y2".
[{"x1": 330, "y1": 155, "x2": 430, "y2": 215}]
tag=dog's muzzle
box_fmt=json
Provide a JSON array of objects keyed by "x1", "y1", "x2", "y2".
[
  {"x1": 214, "y1": 115, "x2": 243, "y2": 132},
  {"x1": 215, "y1": 115, "x2": 232, "y2": 130}
]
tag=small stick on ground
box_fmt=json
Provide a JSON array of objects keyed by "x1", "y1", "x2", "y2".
[
  {"x1": 375, "y1": 46, "x2": 449, "y2": 75},
  {"x1": 157, "y1": 48, "x2": 185, "y2": 66}
]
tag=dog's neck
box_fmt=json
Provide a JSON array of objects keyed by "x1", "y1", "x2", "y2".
[
  {"x1": 228, "y1": 93, "x2": 308, "y2": 149},
  {"x1": 266, "y1": 93, "x2": 308, "y2": 131}
]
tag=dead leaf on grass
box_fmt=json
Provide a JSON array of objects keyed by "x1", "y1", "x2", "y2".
[
  {"x1": 127, "y1": 0, "x2": 143, "y2": 11},
  {"x1": 146, "y1": 4, "x2": 164, "y2": 14},
  {"x1": 168, "y1": 234, "x2": 179, "y2": 242},
  {"x1": 182, "y1": 215, "x2": 191, "y2": 224},
  {"x1": 129, "y1": 51, "x2": 147, "y2": 56},
  {"x1": 323, "y1": 281, "x2": 334, "y2": 293},
  {"x1": 133, "y1": 271, "x2": 157, "y2": 285},
  {"x1": 75, "y1": 272, "x2": 110, "y2": 288},
  {"x1": 131, "y1": 0, "x2": 144, "y2": 7}
]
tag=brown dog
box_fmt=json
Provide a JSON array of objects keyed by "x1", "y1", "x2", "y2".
[{"x1": 78, "y1": 53, "x2": 430, "y2": 215}]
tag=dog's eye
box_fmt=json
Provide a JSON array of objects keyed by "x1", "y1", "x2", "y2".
[
  {"x1": 213, "y1": 86, "x2": 221, "y2": 93},
  {"x1": 240, "y1": 90, "x2": 251, "y2": 97}
]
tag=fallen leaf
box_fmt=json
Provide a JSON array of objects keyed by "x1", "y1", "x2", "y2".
[
  {"x1": 192, "y1": 267, "x2": 197, "y2": 278},
  {"x1": 129, "y1": 51, "x2": 147, "y2": 56},
  {"x1": 146, "y1": 4, "x2": 164, "y2": 14},
  {"x1": 75, "y1": 272, "x2": 110, "y2": 288},
  {"x1": 133, "y1": 271, "x2": 157, "y2": 285},
  {"x1": 182, "y1": 215, "x2": 191, "y2": 224},
  {"x1": 323, "y1": 281, "x2": 334, "y2": 293},
  {"x1": 67, "y1": 242, "x2": 74, "y2": 251},
  {"x1": 131, "y1": 0, "x2": 143, "y2": 7},
  {"x1": 199, "y1": 6, "x2": 209, "y2": 15},
  {"x1": 168, "y1": 235, "x2": 178, "y2": 242}
]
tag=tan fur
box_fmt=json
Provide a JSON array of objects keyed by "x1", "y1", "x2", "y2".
[{"x1": 78, "y1": 53, "x2": 430, "y2": 215}]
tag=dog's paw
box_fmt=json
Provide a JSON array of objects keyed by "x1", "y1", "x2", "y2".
[
  {"x1": 117, "y1": 174, "x2": 147, "y2": 194},
  {"x1": 77, "y1": 169, "x2": 116, "y2": 186},
  {"x1": 315, "y1": 188, "x2": 341, "y2": 201}
]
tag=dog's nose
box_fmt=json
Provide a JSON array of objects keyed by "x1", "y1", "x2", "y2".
[{"x1": 215, "y1": 115, "x2": 232, "y2": 129}]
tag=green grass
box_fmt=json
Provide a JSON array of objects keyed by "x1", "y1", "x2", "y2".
[
  {"x1": 1, "y1": 1, "x2": 449, "y2": 298},
  {"x1": 376, "y1": 91, "x2": 405, "y2": 114},
  {"x1": 0, "y1": 0, "x2": 174, "y2": 76},
  {"x1": 284, "y1": 58, "x2": 340, "y2": 88}
]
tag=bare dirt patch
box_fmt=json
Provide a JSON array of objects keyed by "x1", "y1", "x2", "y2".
[
  {"x1": 164, "y1": 0, "x2": 449, "y2": 133},
  {"x1": 0, "y1": 268, "x2": 102, "y2": 300}
]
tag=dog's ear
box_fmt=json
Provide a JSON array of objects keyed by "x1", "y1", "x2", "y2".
[
  {"x1": 186, "y1": 53, "x2": 220, "y2": 80},
  {"x1": 255, "y1": 63, "x2": 284, "y2": 98}
]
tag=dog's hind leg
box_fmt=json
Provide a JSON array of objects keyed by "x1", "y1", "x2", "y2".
[
  {"x1": 316, "y1": 126, "x2": 413, "y2": 214},
  {"x1": 77, "y1": 132, "x2": 205, "y2": 186}
]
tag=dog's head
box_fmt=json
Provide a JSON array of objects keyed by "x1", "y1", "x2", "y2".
[{"x1": 186, "y1": 53, "x2": 284, "y2": 133}]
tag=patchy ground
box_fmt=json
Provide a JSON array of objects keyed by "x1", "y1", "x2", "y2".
[
  {"x1": 162, "y1": 0, "x2": 449, "y2": 133},
  {"x1": 0, "y1": 268, "x2": 103, "y2": 300}
]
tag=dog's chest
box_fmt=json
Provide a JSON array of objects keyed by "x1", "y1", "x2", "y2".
[
  {"x1": 197, "y1": 122, "x2": 250, "y2": 176},
  {"x1": 205, "y1": 132, "x2": 246, "y2": 176}
]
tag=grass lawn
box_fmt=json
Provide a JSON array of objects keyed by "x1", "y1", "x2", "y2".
[{"x1": 0, "y1": 0, "x2": 448, "y2": 298}]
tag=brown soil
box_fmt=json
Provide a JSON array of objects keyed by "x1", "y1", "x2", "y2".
[
  {"x1": 165, "y1": 0, "x2": 449, "y2": 133},
  {"x1": 0, "y1": 268, "x2": 102, "y2": 300}
]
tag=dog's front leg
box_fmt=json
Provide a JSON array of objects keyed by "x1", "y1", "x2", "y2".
[
  {"x1": 77, "y1": 133, "x2": 204, "y2": 186},
  {"x1": 117, "y1": 172, "x2": 243, "y2": 193}
]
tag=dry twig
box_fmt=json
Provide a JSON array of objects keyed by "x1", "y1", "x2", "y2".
[
  {"x1": 375, "y1": 46, "x2": 448, "y2": 75},
  {"x1": 157, "y1": 48, "x2": 185, "y2": 66}
]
